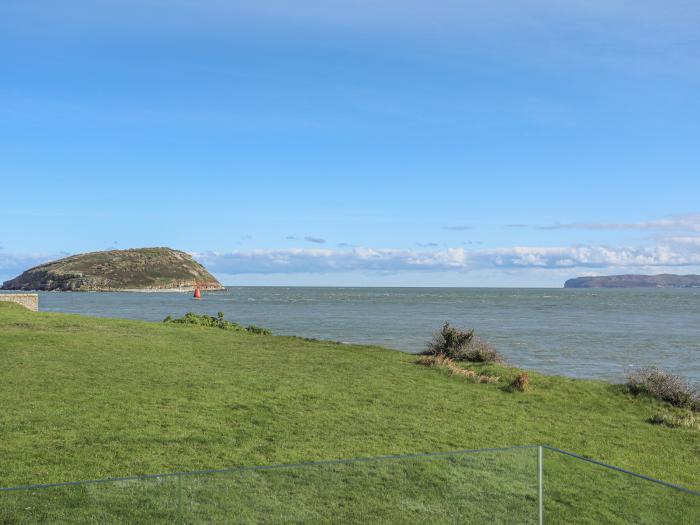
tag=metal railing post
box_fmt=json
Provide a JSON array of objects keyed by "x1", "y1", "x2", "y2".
[
  {"x1": 538, "y1": 445, "x2": 544, "y2": 525},
  {"x1": 177, "y1": 474, "x2": 183, "y2": 523}
]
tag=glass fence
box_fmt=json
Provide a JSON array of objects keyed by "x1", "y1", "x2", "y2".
[
  {"x1": 1, "y1": 445, "x2": 697, "y2": 524},
  {"x1": 541, "y1": 446, "x2": 700, "y2": 524}
]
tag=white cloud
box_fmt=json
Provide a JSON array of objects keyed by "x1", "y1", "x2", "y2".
[
  {"x1": 664, "y1": 236, "x2": 700, "y2": 246},
  {"x1": 538, "y1": 214, "x2": 700, "y2": 232},
  {"x1": 193, "y1": 239, "x2": 700, "y2": 275}
]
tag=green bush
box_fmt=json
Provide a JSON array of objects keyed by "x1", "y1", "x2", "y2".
[
  {"x1": 423, "y1": 322, "x2": 504, "y2": 363},
  {"x1": 245, "y1": 324, "x2": 272, "y2": 336},
  {"x1": 163, "y1": 312, "x2": 272, "y2": 336}
]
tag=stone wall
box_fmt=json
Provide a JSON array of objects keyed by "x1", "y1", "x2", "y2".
[{"x1": 0, "y1": 294, "x2": 39, "y2": 311}]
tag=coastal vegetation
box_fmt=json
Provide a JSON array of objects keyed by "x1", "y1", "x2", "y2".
[
  {"x1": 1, "y1": 303, "x2": 698, "y2": 522},
  {"x1": 163, "y1": 311, "x2": 272, "y2": 336},
  {"x1": 509, "y1": 372, "x2": 531, "y2": 392},
  {"x1": 422, "y1": 322, "x2": 504, "y2": 363},
  {"x1": 650, "y1": 412, "x2": 699, "y2": 430},
  {"x1": 626, "y1": 367, "x2": 699, "y2": 411},
  {"x1": 416, "y1": 354, "x2": 500, "y2": 384}
]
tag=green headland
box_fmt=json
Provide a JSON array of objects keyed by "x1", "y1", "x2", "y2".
[{"x1": 1, "y1": 247, "x2": 223, "y2": 292}]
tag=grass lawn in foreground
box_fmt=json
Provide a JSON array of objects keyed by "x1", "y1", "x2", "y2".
[{"x1": 0, "y1": 302, "x2": 698, "y2": 522}]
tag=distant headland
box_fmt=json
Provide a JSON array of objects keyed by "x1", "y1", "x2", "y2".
[
  {"x1": 564, "y1": 274, "x2": 700, "y2": 289},
  {"x1": 1, "y1": 247, "x2": 224, "y2": 292}
]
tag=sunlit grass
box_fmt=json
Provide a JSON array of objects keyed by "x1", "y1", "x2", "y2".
[{"x1": 1, "y1": 302, "x2": 698, "y2": 522}]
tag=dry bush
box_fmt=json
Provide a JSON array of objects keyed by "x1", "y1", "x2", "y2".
[
  {"x1": 462, "y1": 338, "x2": 504, "y2": 364},
  {"x1": 418, "y1": 355, "x2": 500, "y2": 384},
  {"x1": 626, "y1": 367, "x2": 699, "y2": 411},
  {"x1": 510, "y1": 373, "x2": 531, "y2": 392}
]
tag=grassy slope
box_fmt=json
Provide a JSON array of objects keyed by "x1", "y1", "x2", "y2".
[{"x1": 1, "y1": 302, "x2": 698, "y2": 495}]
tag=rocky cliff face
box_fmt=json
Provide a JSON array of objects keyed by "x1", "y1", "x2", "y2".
[
  {"x1": 564, "y1": 274, "x2": 700, "y2": 289},
  {"x1": 1, "y1": 247, "x2": 224, "y2": 292}
]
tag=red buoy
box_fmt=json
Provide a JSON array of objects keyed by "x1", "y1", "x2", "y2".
[{"x1": 193, "y1": 288, "x2": 202, "y2": 299}]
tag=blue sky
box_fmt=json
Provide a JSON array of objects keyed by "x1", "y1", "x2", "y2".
[{"x1": 1, "y1": 1, "x2": 699, "y2": 286}]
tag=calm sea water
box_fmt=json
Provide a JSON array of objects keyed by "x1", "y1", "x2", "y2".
[{"x1": 10, "y1": 287, "x2": 700, "y2": 383}]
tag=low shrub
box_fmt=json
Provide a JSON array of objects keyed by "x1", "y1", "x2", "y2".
[
  {"x1": 287, "y1": 336, "x2": 344, "y2": 345},
  {"x1": 423, "y1": 322, "x2": 504, "y2": 363},
  {"x1": 649, "y1": 412, "x2": 699, "y2": 430},
  {"x1": 245, "y1": 324, "x2": 272, "y2": 336},
  {"x1": 163, "y1": 312, "x2": 272, "y2": 336},
  {"x1": 417, "y1": 355, "x2": 500, "y2": 384},
  {"x1": 462, "y1": 338, "x2": 504, "y2": 364},
  {"x1": 510, "y1": 373, "x2": 531, "y2": 392},
  {"x1": 626, "y1": 367, "x2": 699, "y2": 411}
]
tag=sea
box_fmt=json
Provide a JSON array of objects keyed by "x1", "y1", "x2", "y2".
[{"x1": 9, "y1": 287, "x2": 700, "y2": 383}]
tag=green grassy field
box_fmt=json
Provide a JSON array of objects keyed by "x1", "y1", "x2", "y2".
[{"x1": 1, "y1": 302, "x2": 698, "y2": 523}]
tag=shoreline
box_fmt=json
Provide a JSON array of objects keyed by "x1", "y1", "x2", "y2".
[
  {"x1": 0, "y1": 300, "x2": 623, "y2": 386},
  {"x1": 4, "y1": 288, "x2": 697, "y2": 384},
  {"x1": 118, "y1": 287, "x2": 227, "y2": 293}
]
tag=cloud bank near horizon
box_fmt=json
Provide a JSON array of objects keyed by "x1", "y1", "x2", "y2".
[
  {"x1": 192, "y1": 241, "x2": 700, "y2": 275},
  {"x1": 3, "y1": 236, "x2": 700, "y2": 282},
  {"x1": 180, "y1": 215, "x2": 700, "y2": 277}
]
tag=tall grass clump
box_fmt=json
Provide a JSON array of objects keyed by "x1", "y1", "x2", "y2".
[
  {"x1": 649, "y1": 412, "x2": 699, "y2": 430},
  {"x1": 423, "y1": 322, "x2": 504, "y2": 363},
  {"x1": 509, "y1": 373, "x2": 531, "y2": 392},
  {"x1": 417, "y1": 355, "x2": 500, "y2": 384},
  {"x1": 626, "y1": 367, "x2": 699, "y2": 411}
]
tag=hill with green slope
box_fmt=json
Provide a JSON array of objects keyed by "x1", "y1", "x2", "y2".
[
  {"x1": 565, "y1": 274, "x2": 700, "y2": 288},
  {"x1": 0, "y1": 302, "x2": 698, "y2": 522},
  {"x1": 1, "y1": 247, "x2": 223, "y2": 291}
]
